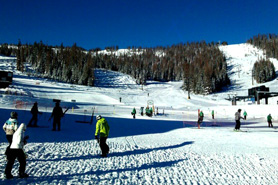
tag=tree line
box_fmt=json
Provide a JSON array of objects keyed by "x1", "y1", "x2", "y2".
[
  {"x1": 16, "y1": 40, "x2": 94, "y2": 86},
  {"x1": 1, "y1": 40, "x2": 230, "y2": 94},
  {"x1": 252, "y1": 58, "x2": 275, "y2": 83},
  {"x1": 247, "y1": 34, "x2": 277, "y2": 83},
  {"x1": 0, "y1": 43, "x2": 17, "y2": 56},
  {"x1": 93, "y1": 41, "x2": 230, "y2": 94}
]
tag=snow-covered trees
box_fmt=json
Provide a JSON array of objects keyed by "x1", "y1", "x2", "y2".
[
  {"x1": 252, "y1": 59, "x2": 275, "y2": 83},
  {"x1": 247, "y1": 34, "x2": 277, "y2": 83},
  {"x1": 17, "y1": 41, "x2": 95, "y2": 86},
  {"x1": 14, "y1": 41, "x2": 230, "y2": 94},
  {"x1": 0, "y1": 43, "x2": 16, "y2": 56},
  {"x1": 93, "y1": 41, "x2": 230, "y2": 94},
  {"x1": 247, "y1": 34, "x2": 278, "y2": 59}
]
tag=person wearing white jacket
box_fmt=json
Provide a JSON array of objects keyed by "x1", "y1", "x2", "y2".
[
  {"x1": 4, "y1": 123, "x2": 29, "y2": 179},
  {"x1": 3, "y1": 111, "x2": 19, "y2": 156}
]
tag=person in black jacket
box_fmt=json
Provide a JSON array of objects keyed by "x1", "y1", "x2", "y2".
[
  {"x1": 49, "y1": 102, "x2": 64, "y2": 131},
  {"x1": 27, "y1": 102, "x2": 42, "y2": 127}
]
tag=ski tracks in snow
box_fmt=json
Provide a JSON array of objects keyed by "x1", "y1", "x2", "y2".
[{"x1": 1, "y1": 137, "x2": 278, "y2": 184}]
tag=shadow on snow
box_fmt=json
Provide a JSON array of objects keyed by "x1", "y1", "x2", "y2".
[{"x1": 0, "y1": 108, "x2": 262, "y2": 143}]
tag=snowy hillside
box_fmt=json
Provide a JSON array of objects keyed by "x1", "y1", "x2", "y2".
[{"x1": 0, "y1": 44, "x2": 278, "y2": 184}]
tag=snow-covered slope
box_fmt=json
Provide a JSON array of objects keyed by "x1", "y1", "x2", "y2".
[{"x1": 0, "y1": 44, "x2": 278, "y2": 184}]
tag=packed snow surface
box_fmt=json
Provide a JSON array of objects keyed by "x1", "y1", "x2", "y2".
[{"x1": 0, "y1": 44, "x2": 278, "y2": 185}]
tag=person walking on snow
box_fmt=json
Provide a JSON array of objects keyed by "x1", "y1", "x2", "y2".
[
  {"x1": 234, "y1": 109, "x2": 244, "y2": 131},
  {"x1": 5, "y1": 123, "x2": 29, "y2": 179},
  {"x1": 243, "y1": 110, "x2": 247, "y2": 120},
  {"x1": 95, "y1": 115, "x2": 110, "y2": 157},
  {"x1": 28, "y1": 102, "x2": 42, "y2": 127},
  {"x1": 131, "y1": 107, "x2": 136, "y2": 119},
  {"x1": 197, "y1": 110, "x2": 204, "y2": 129},
  {"x1": 49, "y1": 102, "x2": 64, "y2": 131},
  {"x1": 3, "y1": 112, "x2": 19, "y2": 157},
  {"x1": 267, "y1": 114, "x2": 273, "y2": 128},
  {"x1": 211, "y1": 110, "x2": 215, "y2": 119}
]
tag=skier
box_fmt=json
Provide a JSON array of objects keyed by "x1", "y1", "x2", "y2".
[
  {"x1": 95, "y1": 115, "x2": 110, "y2": 157},
  {"x1": 211, "y1": 110, "x2": 215, "y2": 119},
  {"x1": 5, "y1": 123, "x2": 29, "y2": 179},
  {"x1": 27, "y1": 102, "x2": 42, "y2": 127},
  {"x1": 140, "y1": 107, "x2": 144, "y2": 116},
  {"x1": 145, "y1": 106, "x2": 152, "y2": 117},
  {"x1": 131, "y1": 107, "x2": 136, "y2": 119},
  {"x1": 197, "y1": 110, "x2": 204, "y2": 129},
  {"x1": 267, "y1": 114, "x2": 273, "y2": 128},
  {"x1": 243, "y1": 110, "x2": 247, "y2": 120},
  {"x1": 3, "y1": 111, "x2": 19, "y2": 158},
  {"x1": 234, "y1": 109, "x2": 244, "y2": 131},
  {"x1": 49, "y1": 102, "x2": 64, "y2": 131}
]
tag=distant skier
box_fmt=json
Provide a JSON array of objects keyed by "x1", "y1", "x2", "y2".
[
  {"x1": 5, "y1": 123, "x2": 29, "y2": 179},
  {"x1": 49, "y1": 102, "x2": 64, "y2": 131},
  {"x1": 131, "y1": 107, "x2": 136, "y2": 119},
  {"x1": 3, "y1": 111, "x2": 19, "y2": 158},
  {"x1": 243, "y1": 111, "x2": 247, "y2": 120},
  {"x1": 27, "y1": 102, "x2": 42, "y2": 127},
  {"x1": 95, "y1": 115, "x2": 110, "y2": 157},
  {"x1": 267, "y1": 114, "x2": 273, "y2": 128},
  {"x1": 197, "y1": 110, "x2": 204, "y2": 129},
  {"x1": 234, "y1": 109, "x2": 244, "y2": 131},
  {"x1": 145, "y1": 106, "x2": 153, "y2": 117},
  {"x1": 211, "y1": 110, "x2": 215, "y2": 119},
  {"x1": 140, "y1": 107, "x2": 144, "y2": 116}
]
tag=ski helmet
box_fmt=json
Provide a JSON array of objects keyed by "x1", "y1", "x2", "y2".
[
  {"x1": 96, "y1": 115, "x2": 102, "y2": 120},
  {"x1": 10, "y1": 111, "x2": 18, "y2": 118}
]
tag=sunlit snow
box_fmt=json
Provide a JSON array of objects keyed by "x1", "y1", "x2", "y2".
[{"x1": 0, "y1": 44, "x2": 278, "y2": 184}]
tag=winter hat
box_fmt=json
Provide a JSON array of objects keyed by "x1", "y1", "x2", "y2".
[
  {"x1": 10, "y1": 111, "x2": 18, "y2": 119},
  {"x1": 96, "y1": 115, "x2": 102, "y2": 120}
]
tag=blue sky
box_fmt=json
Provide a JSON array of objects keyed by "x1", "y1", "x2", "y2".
[{"x1": 1, "y1": 0, "x2": 278, "y2": 50}]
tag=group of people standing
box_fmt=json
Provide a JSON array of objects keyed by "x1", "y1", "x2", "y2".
[
  {"x1": 196, "y1": 109, "x2": 274, "y2": 131},
  {"x1": 234, "y1": 109, "x2": 274, "y2": 131},
  {"x1": 3, "y1": 102, "x2": 276, "y2": 179},
  {"x1": 27, "y1": 101, "x2": 66, "y2": 131},
  {"x1": 2, "y1": 100, "x2": 110, "y2": 179}
]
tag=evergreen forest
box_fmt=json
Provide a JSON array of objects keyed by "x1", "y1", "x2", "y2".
[
  {"x1": 247, "y1": 34, "x2": 277, "y2": 83},
  {"x1": 1, "y1": 40, "x2": 233, "y2": 95}
]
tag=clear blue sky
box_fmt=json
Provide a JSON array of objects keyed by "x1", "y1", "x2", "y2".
[{"x1": 1, "y1": 0, "x2": 278, "y2": 50}]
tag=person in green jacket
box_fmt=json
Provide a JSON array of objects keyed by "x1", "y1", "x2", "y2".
[
  {"x1": 131, "y1": 108, "x2": 136, "y2": 119},
  {"x1": 197, "y1": 110, "x2": 204, "y2": 129},
  {"x1": 211, "y1": 110, "x2": 215, "y2": 119},
  {"x1": 267, "y1": 114, "x2": 273, "y2": 128},
  {"x1": 243, "y1": 111, "x2": 247, "y2": 120},
  {"x1": 95, "y1": 115, "x2": 110, "y2": 157}
]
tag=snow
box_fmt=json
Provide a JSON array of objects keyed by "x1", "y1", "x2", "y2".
[{"x1": 1, "y1": 44, "x2": 278, "y2": 184}]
